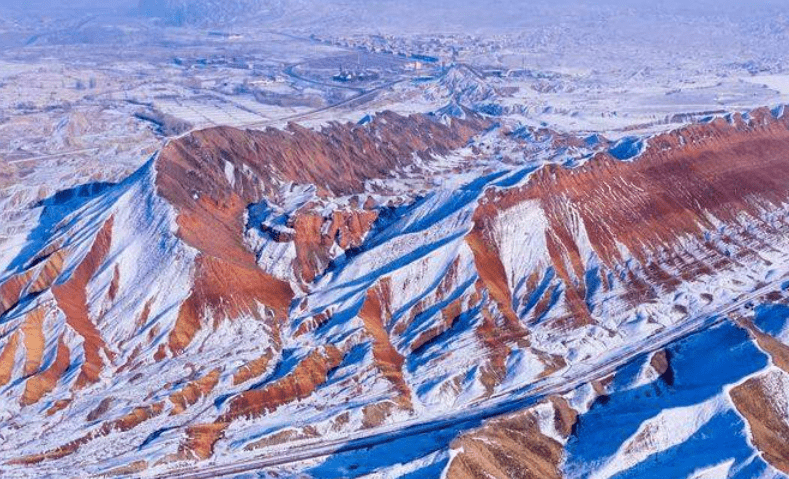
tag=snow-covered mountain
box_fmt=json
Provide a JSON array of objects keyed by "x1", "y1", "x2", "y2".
[{"x1": 2, "y1": 107, "x2": 789, "y2": 478}]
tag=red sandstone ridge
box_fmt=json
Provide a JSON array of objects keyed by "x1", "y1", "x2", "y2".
[
  {"x1": 154, "y1": 111, "x2": 489, "y2": 281},
  {"x1": 152, "y1": 110, "x2": 490, "y2": 354},
  {"x1": 155, "y1": 110, "x2": 490, "y2": 203},
  {"x1": 7, "y1": 105, "x2": 789, "y2": 477},
  {"x1": 469, "y1": 107, "x2": 789, "y2": 330},
  {"x1": 154, "y1": 109, "x2": 487, "y2": 262}
]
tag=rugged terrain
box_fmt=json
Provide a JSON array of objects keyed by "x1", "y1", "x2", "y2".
[{"x1": 1, "y1": 104, "x2": 789, "y2": 478}]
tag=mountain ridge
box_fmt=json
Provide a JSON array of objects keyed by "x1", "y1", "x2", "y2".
[{"x1": 2, "y1": 106, "x2": 789, "y2": 477}]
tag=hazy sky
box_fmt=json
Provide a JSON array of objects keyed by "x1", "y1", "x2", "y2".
[
  {"x1": 0, "y1": 0, "x2": 136, "y2": 14},
  {"x1": 0, "y1": 0, "x2": 784, "y2": 12},
  {"x1": 0, "y1": 0, "x2": 134, "y2": 6},
  {"x1": 0, "y1": 0, "x2": 784, "y2": 28}
]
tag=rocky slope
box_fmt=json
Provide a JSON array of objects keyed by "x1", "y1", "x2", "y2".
[{"x1": 2, "y1": 107, "x2": 789, "y2": 478}]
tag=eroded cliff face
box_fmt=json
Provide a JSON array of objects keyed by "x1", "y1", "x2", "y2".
[
  {"x1": 3, "y1": 108, "x2": 789, "y2": 477},
  {"x1": 158, "y1": 111, "x2": 489, "y2": 198}
]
